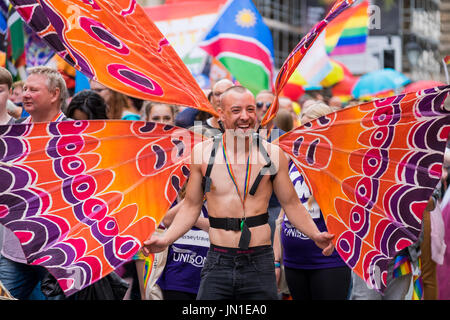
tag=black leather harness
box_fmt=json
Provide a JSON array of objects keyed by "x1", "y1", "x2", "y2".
[
  {"x1": 208, "y1": 212, "x2": 269, "y2": 231},
  {"x1": 201, "y1": 133, "x2": 276, "y2": 249}
]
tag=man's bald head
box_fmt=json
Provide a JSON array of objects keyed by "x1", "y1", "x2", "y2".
[
  {"x1": 219, "y1": 86, "x2": 254, "y2": 108},
  {"x1": 211, "y1": 79, "x2": 234, "y2": 110},
  {"x1": 218, "y1": 86, "x2": 257, "y2": 133}
]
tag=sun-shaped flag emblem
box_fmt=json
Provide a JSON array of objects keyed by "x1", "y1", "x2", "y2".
[{"x1": 235, "y1": 9, "x2": 257, "y2": 28}]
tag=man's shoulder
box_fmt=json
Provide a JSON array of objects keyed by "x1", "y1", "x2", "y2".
[
  {"x1": 192, "y1": 135, "x2": 216, "y2": 152},
  {"x1": 13, "y1": 114, "x2": 71, "y2": 124},
  {"x1": 6, "y1": 117, "x2": 16, "y2": 125},
  {"x1": 13, "y1": 117, "x2": 27, "y2": 124},
  {"x1": 189, "y1": 121, "x2": 221, "y2": 138},
  {"x1": 257, "y1": 133, "x2": 281, "y2": 153}
]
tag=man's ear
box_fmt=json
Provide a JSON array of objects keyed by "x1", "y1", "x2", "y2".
[
  {"x1": 217, "y1": 106, "x2": 225, "y2": 121},
  {"x1": 51, "y1": 87, "x2": 60, "y2": 104}
]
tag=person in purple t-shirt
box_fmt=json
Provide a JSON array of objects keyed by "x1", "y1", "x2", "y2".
[
  {"x1": 156, "y1": 199, "x2": 210, "y2": 300},
  {"x1": 273, "y1": 101, "x2": 351, "y2": 300}
]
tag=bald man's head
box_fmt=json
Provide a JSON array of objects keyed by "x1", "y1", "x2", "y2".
[{"x1": 211, "y1": 79, "x2": 234, "y2": 110}]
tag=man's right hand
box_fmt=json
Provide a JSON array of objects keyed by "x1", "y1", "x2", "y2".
[{"x1": 142, "y1": 235, "x2": 169, "y2": 256}]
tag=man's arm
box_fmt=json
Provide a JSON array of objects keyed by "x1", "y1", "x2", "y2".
[
  {"x1": 143, "y1": 157, "x2": 205, "y2": 254},
  {"x1": 272, "y1": 146, "x2": 334, "y2": 256},
  {"x1": 273, "y1": 209, "x2": 284, "y2": 287},
  {"x1": 162, "y1": 198, "x2": 210, "y2": 232}
]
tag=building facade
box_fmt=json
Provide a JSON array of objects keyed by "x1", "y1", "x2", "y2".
[
  {"x1": 139, "y1": 0, "x2": 445, "y2": 80},
  {"x1": 254, "y1": 0, "x2": 444, "y2": 81},
  {"x1": 401, "y1": 0, "x2": 442, "y2": 81}
]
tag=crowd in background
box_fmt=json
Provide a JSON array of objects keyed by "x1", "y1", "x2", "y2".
[{"x1": 0, "y1": 65, "x2": 449, "y2": 301}]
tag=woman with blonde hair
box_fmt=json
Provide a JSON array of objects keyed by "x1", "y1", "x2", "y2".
[
  {"x1": 300, "y1": 101, "x2": 335, "y2": 125},
  {"x1": 90, "y1": 80, "x2": 140, "y2": 120},
  {"x1": 141, "y1": 101, "x2": 178, "y2": 124}
]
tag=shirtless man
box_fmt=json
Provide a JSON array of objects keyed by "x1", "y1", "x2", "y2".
[{"x1": 143, "y1": 86, "x2": 334, "y2": 300}]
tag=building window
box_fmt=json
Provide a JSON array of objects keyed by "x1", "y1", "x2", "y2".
[{"x1": 254, "y1": 0, "x2": 304, "y2": 68}]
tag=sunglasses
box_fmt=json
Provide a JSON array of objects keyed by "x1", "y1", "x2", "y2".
[{"x1": 256, "y1": 102, "x2": 271, "y2": 109}]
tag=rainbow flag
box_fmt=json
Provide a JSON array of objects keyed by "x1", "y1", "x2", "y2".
[
  {"x1": 143, "y1": 253, "x2": 155, "y2": 291},
  {"x1": 393, "y1": 254, "x2": 412, "y2": 278},
  {"x1": 393, "y1": 254, "x2": 424, "y2": 300},
  {"x1": 325, "y1": 0, "x2": 369, "y2": 56}
]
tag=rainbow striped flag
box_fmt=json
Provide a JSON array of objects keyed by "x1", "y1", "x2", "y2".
[
  {"x1": 393, "y1": 254, "x2": 423, "y2": 300},
  {"x1": 393, "y1": 254, "x2": 412, "y2": 278},
  {"x1": 325, "y1": 0, "x2": 369, "y2": 56},
  {"x1": 412, "y1": 277, "x2": 424, "y2": 300},
  {"x1": 143, "y1": 253, "x2": 155, "y2": 290}
]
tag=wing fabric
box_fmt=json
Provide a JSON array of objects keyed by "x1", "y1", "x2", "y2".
[
  {"x1": 0, "y1": 121, "x2": 198, "y2": 296},
  {"x1": 10, "y1": 0, "x2": 217, "y2": 116},
  {"x1": 277, "y1": 86, "x2": 450, "y2": 292},
  {"x1": 261, "y1": 0, "x2": 356, "y2": 126}
]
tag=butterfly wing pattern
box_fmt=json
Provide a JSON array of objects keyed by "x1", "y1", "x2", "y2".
[
  {"x1": 10, "y1": 0, "x2": 217, "y2": 116},
  {"x1": 0, "y1": 120, "x2": 197, "y2": 296},
  {"x1": 4, "y1": 0, "x2": 450, "y2": 298},
  {"x1": 277, "y1": 86, "x2": 450, "y2": 292}
]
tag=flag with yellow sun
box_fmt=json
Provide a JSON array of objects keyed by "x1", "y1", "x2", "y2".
[{"x1": 199, "y1": 0, "x2": 274, "y2": 95}]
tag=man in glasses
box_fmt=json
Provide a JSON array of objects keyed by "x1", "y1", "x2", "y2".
[
  {"x1": 187, "y1": 78, "x2": 234, "y2": 138},
  {"x1": 255, "y1": 90, "x2": 273, "y2": 123},
  {"x1": 207, "y1": 78, "x2": 234, "y2": 131}
]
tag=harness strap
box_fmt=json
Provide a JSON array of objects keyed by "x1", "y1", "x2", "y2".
[
  {"x1": 202, "y1": 134, "x2": 222, "y2": 193},
  {"x1": 249, "y1": 133, "x2": 277, "y2": 196},
  {"x1": 202, "y1": 133, "x2": 277, "y2": 196},
  {"x1": 208, "y1": 212, "x2": 269, "y2": 231}
]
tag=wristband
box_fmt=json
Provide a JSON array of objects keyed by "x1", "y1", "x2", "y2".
[{"x1": 274, "y1": 261, "x2": 281, "y2": 268}]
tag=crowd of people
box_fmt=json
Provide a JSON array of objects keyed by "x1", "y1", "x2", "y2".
[{"x1": 0, "y1": 65, "x2": 449, "y2": 301}]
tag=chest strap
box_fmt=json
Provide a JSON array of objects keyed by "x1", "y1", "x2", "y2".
[
  {"x1": 248, "y1": 133, "x2": 277, "y2": 195},
  {"x1": 202, "y1": 133, "x2": 277, "y2": 195},
  {"x1": 202, "y1": 134, "x2": 222, "y2": 193},
  {"x1": 208, "y1": 212, "x2": 269, "y2": 231}
]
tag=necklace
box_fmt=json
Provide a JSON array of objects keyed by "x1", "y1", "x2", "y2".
[
  {"x1": 221, "y1": 134, "x2": 254, "y2": 249},
  {"x1": 221, "y1": 134, "x2": 252, "y2": 211}
]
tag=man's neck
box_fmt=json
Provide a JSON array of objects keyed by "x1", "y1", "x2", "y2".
[
  {"x1": 0, "y1": 110, "x2": 11, "y2": 125},
  {"x1": 30, "y1": 108, "x2": 61, "y2": 123},
  {"x1": 208, "y1": 117, "x2": 220, "y2": 129},
  {"x1": 223, "y1": 131, "x2": 252, "y2": 157}
]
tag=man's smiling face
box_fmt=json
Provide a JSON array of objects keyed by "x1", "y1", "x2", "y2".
[{"x1": 218, "y1": 87, "x2": 257, "y2": 136}]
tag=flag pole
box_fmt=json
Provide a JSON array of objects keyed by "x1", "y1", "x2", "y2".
[{"x1": 443, "y1": 58, "x2": 450, "y2": 85}]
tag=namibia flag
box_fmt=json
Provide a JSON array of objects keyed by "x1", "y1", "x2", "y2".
[{"x1": 199, "y1": 0, "x2": 274, "y2": 95}]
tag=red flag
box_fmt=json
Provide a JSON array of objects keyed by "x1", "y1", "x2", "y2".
[{"x1": 444, "y1": 55, "x2": 450, "y2": 65}]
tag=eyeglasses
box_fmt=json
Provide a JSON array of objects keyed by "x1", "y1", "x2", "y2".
[{"x1": 256, "y1": 102, "x2": 271, "y2": 109}]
